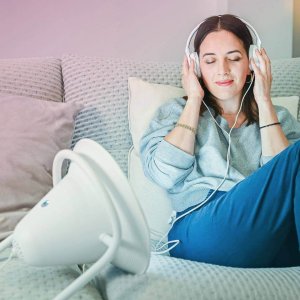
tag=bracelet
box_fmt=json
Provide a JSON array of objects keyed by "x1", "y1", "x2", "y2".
[
  {"x1": 259, "y1": 122, "x2": 281, "y2": 130},
  {"x1": 175, "y1": 123, "x2": 197, "y2": 134}
]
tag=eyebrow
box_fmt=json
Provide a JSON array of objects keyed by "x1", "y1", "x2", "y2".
[{"x1": 202, "y1": 50, "x2": 242, "y2": 58}]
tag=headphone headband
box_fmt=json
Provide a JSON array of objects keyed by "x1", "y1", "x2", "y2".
[{"x1": 185, "y1": 16, "x2": 262, "y2": 59}]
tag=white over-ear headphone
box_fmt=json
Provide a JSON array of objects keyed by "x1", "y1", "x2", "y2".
[{"x1": 185, "y1": 15, "x2": 262, "y2": 78}]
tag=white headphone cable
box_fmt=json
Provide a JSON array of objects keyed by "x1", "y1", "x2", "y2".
[{"x1": 152, "y1": 73, "x2": 254, "y2": 255}]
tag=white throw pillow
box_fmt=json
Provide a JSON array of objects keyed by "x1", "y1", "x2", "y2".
[
  {"x1": 128, "y1": 77, "x2": 186, "y2": 153},
  {"x1": 128, "y1": 77, "x2": 185, "y2": 241},
  {"x1": 128, "y1": 147, "x2": 173, "y2": 242},
  {"x1": 127, "y1": 76, "x2": 300, "y2": 242}
]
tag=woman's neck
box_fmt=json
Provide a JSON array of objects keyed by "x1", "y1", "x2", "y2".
[
  {"x1": 216, "y1": 94, "x2": 243, "y2": 115},
  {"x1": 221, "y1": 112, "x2": 246, "y2": 128}
]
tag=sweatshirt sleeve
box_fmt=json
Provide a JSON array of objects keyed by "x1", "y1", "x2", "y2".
[
  {"x1": 260, "y1": 105, "x2": 300, "y2": 165},
  {"x1": 139, "y1": 98, "x2": 195, "y2": 190}
]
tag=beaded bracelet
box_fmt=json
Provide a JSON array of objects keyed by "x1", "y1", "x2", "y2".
[
  {"x1": 175, "y1": 123, "x2": 197, "y2": 134},
  {"x1": 259, "y1": 122, "x2": 281, "y2": 130}
]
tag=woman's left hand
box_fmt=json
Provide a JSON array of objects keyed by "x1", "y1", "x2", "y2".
[{"x1": 250, "y1": 48, "x2": 273, "y2": 105}]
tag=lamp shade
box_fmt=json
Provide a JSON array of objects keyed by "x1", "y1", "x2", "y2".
[{"x1": 12, "y1": 138, "x2": 150, "y2": 275}]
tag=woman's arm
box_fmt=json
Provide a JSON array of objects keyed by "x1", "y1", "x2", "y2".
[
  {"x1": 250, "y1": 48, "x2": 289, "y2": 156},
  {"x1": 164, "y1": 55, "x2": 205, "y2": 155},
  {"x1": 164, "y1": 96, "x2": 202, "y2": 155},
  {"x1": 139, "y1": 99, "x2": 197, "y2": 190},
  {"x1": 258, "y1": 101, "x2": 289, "y2": 156},
  {"x1": 140, "y1": 56, "x2": 205, "y2": 189}
]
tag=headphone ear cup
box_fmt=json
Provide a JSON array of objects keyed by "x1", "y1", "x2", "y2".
[
  {"x1": 189, "y1": 52, "x2": 201, "y2": 78},
  {"x1": 249, "y1": 45, "x2": 260, "y2": 71}
]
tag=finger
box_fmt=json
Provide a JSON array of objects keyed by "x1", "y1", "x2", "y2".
[
  {"x1": 261, "y1": 48, "x2": 272, "y2": 78},
  {"x1": 182, "y1": 55, "x2": 189, "y2": 76},
  {"x1": 189, "y1": 58, "x2": 195, "y2": 73},
  {"x1": 250, "y1": 57, "x2": 261, "y2": 76},
  {"x1": 255, "y1": 48, "x2": 266, "y2": 74}
]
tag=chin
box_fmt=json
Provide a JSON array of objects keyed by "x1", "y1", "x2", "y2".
[
  {"x1": 208, "y1": 88, "x2": 242, "y2": 102},
  {"x1": 209, "y1": 92, "x2": 236, "y2": 101}
]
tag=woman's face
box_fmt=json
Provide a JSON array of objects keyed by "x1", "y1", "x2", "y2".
[{"x1": 199, "y1": 30, "x2": 250, "y2": 102}]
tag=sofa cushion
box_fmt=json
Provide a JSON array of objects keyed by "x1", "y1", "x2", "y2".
[
  {"x1": 0, "y1": 57, "x2": 63, "y2": 102},
  {"x1": 0, "y1": 93, "x2": 82, "y2": 239},
  {"x1": 97, "y1": 253, "x2": 300, "y2": 300},
  {"x1": 0, "y1": 247, "x2": 103, "y2": 299}
]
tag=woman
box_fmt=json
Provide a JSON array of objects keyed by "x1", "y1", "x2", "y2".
[{"x1": 140, "y1": 14, "x2": 300, "y2": 268}]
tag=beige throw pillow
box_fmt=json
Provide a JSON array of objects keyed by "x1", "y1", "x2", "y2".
[
  {"x1": 128, "y1": 77, "x2": 185, "y2": 241},
  {"x1": 272, "y1": 96, "x2": 299, "y2": 119},
  {"x1": 127, "y1": 76, "x2": 300, "y2": 242},
  {"x1": 128, "y1": 77, "x2": 186, "y2": 153},
  {"x1": 0, "y1": 93, "x2": 82, "y2": 239}
]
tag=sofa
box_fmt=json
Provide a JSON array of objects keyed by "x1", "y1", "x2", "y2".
[{"x1": 0, "y1": 54, "x2": 300, "y2": 300}]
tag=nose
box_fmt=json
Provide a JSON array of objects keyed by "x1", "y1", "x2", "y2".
[{"x1": 217, "y1": 59, "x2": 230, "y2": 76}]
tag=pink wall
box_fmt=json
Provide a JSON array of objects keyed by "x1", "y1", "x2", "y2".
[
  {"x1": 0, "y1": 0, "x2": 294, "y2": 61},
  {"x1": 0, "y1": 0, "x2": 216, "y2": 61}
]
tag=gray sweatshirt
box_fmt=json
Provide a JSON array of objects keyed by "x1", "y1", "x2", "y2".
[{"x1": 140, "y1": 97, "x2": 300, "y2": 212}]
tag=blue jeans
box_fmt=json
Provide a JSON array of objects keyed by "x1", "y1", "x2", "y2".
[{"x1": 168, "y1": 140, "x2": 300, "y2": 268}]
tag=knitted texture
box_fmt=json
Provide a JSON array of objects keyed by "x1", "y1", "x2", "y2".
[
  {"x1": 270, "y1": 57, "x2": 300, "y2": 120},
  {"x1": 98, "y1": 254, "x2": 300, "y2": 300},
  {"x1": 0, "y1": 247, "x2": 102, "y2": 299},
  {"x1": 0, "y1": 57, "x2": 63, "y2": 102}
]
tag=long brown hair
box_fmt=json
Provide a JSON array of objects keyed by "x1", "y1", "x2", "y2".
[{"x1": 183, "y1": 14, "x2": 258, "y2": 125}]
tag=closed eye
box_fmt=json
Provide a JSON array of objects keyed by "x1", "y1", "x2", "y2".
[{"x1": 205, "y1": 57, "x2": 241, "y2": 64}]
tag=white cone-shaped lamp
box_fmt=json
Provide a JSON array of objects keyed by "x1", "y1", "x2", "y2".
[{"x1": 0, "y1": 138, "x2": 150, "y2": 299}]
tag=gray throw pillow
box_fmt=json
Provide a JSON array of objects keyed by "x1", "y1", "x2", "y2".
[{"x1": 0, "y1": 93, "x2": 82, "y2": 239}]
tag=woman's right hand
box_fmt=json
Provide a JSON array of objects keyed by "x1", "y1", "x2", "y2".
[{"x1": 181, "y1": 55, "x2": 205, "y2": 100}]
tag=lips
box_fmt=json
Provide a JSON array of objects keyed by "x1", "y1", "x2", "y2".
[{"x1": 216, "y1": 80, "x2": 233, "y2": 86}]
